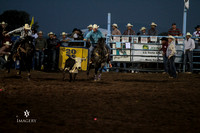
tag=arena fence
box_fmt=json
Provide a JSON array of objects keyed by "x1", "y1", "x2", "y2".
[{"x1": 106, "y1": 35, "x2": 200, "y2": 73}]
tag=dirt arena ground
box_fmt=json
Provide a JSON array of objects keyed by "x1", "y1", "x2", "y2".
[{"x1": 0, "y1": 70, "x2": 200, "y2": 133}]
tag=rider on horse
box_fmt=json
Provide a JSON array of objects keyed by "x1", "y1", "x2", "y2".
[
  {"x1": 6, "y1": 24, "x2": 32, "y2": 53},
  {"x1": 83, "y1": 24, "x2": 111, "y2": 67}
]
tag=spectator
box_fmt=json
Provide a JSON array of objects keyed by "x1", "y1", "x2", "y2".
[
  {"x1": 184, "y1": 32, "x2": 195, "y2": 74},
  {"x1": 35, "y1": 31, "x2": 47, "y2": 70},
  {"x1": 0, "y1": 21, "x2": 9, "y2": 46},
  {"x1": 71, "y1": 28, "x2": 83, "y2": 40},
  {"x1": 112, "y1": 23, "x2": 121, "y2": 35},
  {"x1": 166, "y1": 36, "x2": 177, "y2": 78},
  {"x1": 60, "y1": 32, "x2": 70, "y2": 47},
  {"x1": 111, "y1": 23, "x2": 122, "y2": 72},
  {"x1": 168, "y1": 23, "x2": 182, "y2": 36},
  {"x1": 32, "y1": 29, "x2": 38, "y2": 39},
  {"x1": 123, "y1": 23, "x2": 135, "y2": 35},
  {"x1": 159, "y1": 37, "x2": 169, "y2": 74},
  {"x1": 0, "y1": 41, "x2": 11, "y2": 70},
  {"x1": 148, "y1": 22, "x2": 158, "y2": 36},
  {"x1": 193, "y1": 25, "x2": 200, "y2": 37},
  {"x1": 47, "y1": 32, "x2": 58, "y2": 71},
  {"x1": 83, "y1": 24, "x2": 93, "y2": 38},
  {"x1": 139, "y1": 27, "x2": 147, "y2": 35}
]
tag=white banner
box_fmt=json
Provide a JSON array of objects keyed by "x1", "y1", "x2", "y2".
[{"x1": 112, "y1": 43, "x2": 184, "y2": 62}]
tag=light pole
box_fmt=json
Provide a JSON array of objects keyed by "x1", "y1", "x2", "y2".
[{"x1": 182, "y1": 0, "x2": 189, "y2": 37}]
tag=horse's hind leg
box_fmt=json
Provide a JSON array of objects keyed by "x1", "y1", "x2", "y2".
[
  {"x1": 94, "y1": 67, "x2": 98, "y2": 81},
  {"x1": 87, "y1": 63, "x2": 92, "y2": 78}
]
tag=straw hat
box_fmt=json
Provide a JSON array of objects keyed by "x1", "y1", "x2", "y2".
[
  {"x1": 140, "y1": 27, "x2": 146, "y2": 31},
  {"x1": 0, "y1": 21, "x2": 8, "y2": 25},
  {"x1": 168, "y1": 35, "x2": 175, "y2": 40},
  {"x1": 93, "y1": 24, "x2": 99, "y2": 29},
  {"x1": 151, "y1": 22, "x2": 157, "y2": 27},
  {"x1": 126, "y1": 23, "x2": 133, "y2": 27},
  {"x1": 38, "y1": 31, "x2": 43, "y2": 34},
  {"x1": 24, "y1": 24, "x2": 31, "y2": 30},
  {"x1": 186, "y1": 32, "x2": 192, "y2": 37},
  {"x1": 48, "y1": 32, "x2": 54, "y2": 35},
  {"x1": 87, "y1": 24, "x2": 93, "y2": 28},
  {"x1": 61, "y1": 32, "x2": 67, "y2": 36},
  {"x1": 112, "y1": 23, "x2": 118, "y2": 28},
  {"x1": 4, "y1": 41, "x2": 12, "y2": 46}
]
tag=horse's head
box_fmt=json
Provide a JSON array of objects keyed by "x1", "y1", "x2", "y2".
[{"x1": 97, "y1": 38, "x2": 106, "y2": 48}]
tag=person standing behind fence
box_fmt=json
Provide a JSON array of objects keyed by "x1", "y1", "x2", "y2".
[
  {"x1": 139, "y1": 27, "x2": 147, "y2": 35},
  {"x1": 60, "y1": 32, "x2": 70, "y2": 47},
  {"x1": 112, "y1": 23, "x2": 122, "y2": 72},
  {"x1": 112, "y1": 23, "x2": 121, "y2": 35},
  {"x1": 148, "y1": 22, "x2": 158, "y2": 36},
  {"x1": 83, "y1": 24, "x2": 93, "y2": 38},
  {"x1": 35, "y1": 31, "x2": 47, "y2": 70},
  {"x1": 123, "y1": 23, "x2": 135, "y2": 36},
  {"x1": 166, "y1": 36, "x2": 177, "y2": 78},
  {"x1": 47, "y1": 32, "x2": 57, "y2": 71},
  {"x1": 168, "y1": 23, "x2": 182, "y2": 36},
  {"x1": 184, "y1": 32, "x2": 195, "y2": 74},
  {"x1": 159, "y1": 37, "x2": 169, "y2": 74}
]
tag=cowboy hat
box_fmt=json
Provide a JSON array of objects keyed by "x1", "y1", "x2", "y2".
[
  {"x1": 112, "y1": 23, "x2": 118, "y2": 28},
  {"x1": 48, "y1": 32, "x2": 54, "y2": 35},
  {"x1": 126, "y1": 23, "x2": 133, "y2": 27},
  {"x1": 4, "y1": 41, "x2": 12, "y2": 46},
  {"x1": 140, "y1": 27, "x2": 146, "y2": 31},
  {"x1": 61, "y1": 32, "x2": 67, "y2": 36},
  {"x1": 93, "y1": 24, "x2": 99, "y2": 29},
  {"x1": 151, "y1": 22, "x2": 157, "y2": 27},
  {"x1": 168, "y1": 35, "x2": 175, "y2": 40},
  {"x1": 0, "y1": 21, "x2": 8, "y2": 25},
  {"x1": 186, "y1": 32, "x2": 192, "y2": 37},
  {"x1": 38, "y1": 31, "x2": 43, "y2": 34},
  {"x1": 24, "y1": 24, "x2": 31, "y2": 30},
  {"x1": 87, "y1": 24, "x2": 93, "y2": 28}
]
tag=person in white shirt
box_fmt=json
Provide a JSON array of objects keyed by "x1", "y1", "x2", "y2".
[
  {"x1": 166, "y1": 36, "x2": 177, "y2": 78},
  {"x1": 193, "y1": 25, "x2": 200, "y2": 37},
  {"x1": 184, "y1": 32, "x2": 195, "y2": 73}
]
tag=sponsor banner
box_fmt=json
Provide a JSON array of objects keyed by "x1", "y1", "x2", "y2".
[{"x1": 112, "y1": 43, "x2": 184, "y2": 62}]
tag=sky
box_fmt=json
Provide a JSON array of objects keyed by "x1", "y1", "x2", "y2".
[{"x1": 0, "y1": 0, "x2": 200, "y2": 36}]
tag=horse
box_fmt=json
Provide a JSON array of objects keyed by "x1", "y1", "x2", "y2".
[
  {"x1": 11, "y1": 36, "x2": 35, "y2": 80},
  {"x1": 87, "y1": 38, "x2": 109, "y2": 81}
]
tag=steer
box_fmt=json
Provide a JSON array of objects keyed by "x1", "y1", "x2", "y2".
[{"x1": 63, "y1": 56, "x2": 84, "y2": 82}]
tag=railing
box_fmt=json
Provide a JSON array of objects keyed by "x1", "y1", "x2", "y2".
[{"x1": 107, "y1": 35, "x2": 200, "y2": 72}]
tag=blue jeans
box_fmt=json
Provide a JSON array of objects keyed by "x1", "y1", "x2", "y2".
[
  {"x1": 184, "y1": 50, "x2": 193, "y2": 72},
  {"x1": 116, "y1": 63, "x2": 126, "y2": 72},
  {"x1": 168, "y1": 56, "x2": 177, "y2": 78},
  {"x1": 35, "y1": 50, "x2": 44, "y2": 69},
  {"x1": 163, "y1": 55, "x2": 168, "y2": 73},
  {"x1": 0, "y1": 56, "x2": 6, "y2": 69}
]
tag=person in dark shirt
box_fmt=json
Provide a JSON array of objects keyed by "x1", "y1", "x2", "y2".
[
  {"x1": 159, "y1": 37, "x2": 169, "y2": 74},
  {"x1": 47, "y1": 32, "x2": 58, "y2": 70},
  {"x1": 168, "y1": 23, "x2": 182, "y2": 36},
  {"x1": 148, "y1": 22, "x2": 158, "y2": 36}
]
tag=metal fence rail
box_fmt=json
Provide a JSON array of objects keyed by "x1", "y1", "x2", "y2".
[{"x1": 107, "y1": 35, "x2": 200, "y2": 73}]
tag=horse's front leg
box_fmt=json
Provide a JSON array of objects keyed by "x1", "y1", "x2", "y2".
[{"x1": 73, "y1": 73, "x2": 77, "y2": 82}]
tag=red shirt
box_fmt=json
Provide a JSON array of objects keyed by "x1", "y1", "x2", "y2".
[{"x1": 161, "y1": 42, "x2": 168, "y2": 54}]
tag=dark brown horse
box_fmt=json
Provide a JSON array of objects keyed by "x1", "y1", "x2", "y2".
[
  {"x1": 87, "y1": 38, "x2": 109, "y2": 81},
  {"x1": 12, "y1": 36, "x2": 35, "y2": 80}
]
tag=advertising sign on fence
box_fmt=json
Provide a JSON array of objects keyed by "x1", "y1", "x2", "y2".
[{"x1": 112, "y1": 43, "x2": 184, "y2": 63}]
